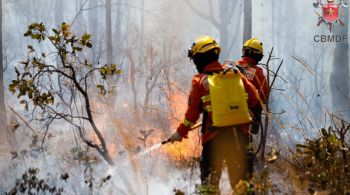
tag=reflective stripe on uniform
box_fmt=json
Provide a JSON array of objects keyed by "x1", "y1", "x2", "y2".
[
  {"x1": 183, "y1": 119, "x2": 195, "y2": 127},
  {"x1": 201, "y1": 95, "x2": 211, "y2": 103},
  {"x1": 204, "y1": 105, "x2": 212, "y2": 112}
]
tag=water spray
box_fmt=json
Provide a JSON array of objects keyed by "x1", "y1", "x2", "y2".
[{"x1": 136, "y1": 122, "x2": 203, "y2": 157}]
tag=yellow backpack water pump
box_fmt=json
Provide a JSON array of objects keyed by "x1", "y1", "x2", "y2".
[{"x1": 208, "y1": 69, "x2": 251, "y2": 127}]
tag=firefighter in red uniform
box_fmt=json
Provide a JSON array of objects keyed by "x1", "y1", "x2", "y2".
[
  {"x1": 168, "y1": 36, "x2": 259, "y2": 194},
  {"x1": 223, "y1": 38, "x2": 269, "y2": 182},
  {"x1": 235, "y1": 38, "x2": 269, "y2": 134}
]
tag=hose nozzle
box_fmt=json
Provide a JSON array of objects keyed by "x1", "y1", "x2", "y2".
[{"x1": 161, "y1": 138, "x2": 171, "y2": 145}]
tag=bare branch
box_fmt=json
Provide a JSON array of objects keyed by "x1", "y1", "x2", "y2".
[
  {"x1": 291, "y1": 56, "x2": 316, "y2": 76},
  {"x1": 8, "y1": 106, "x2": 37, "y2": 135},
  {"x1": 70, "y1": 0, "x2": 89, "y2": 27},
  {"x1": 269, "y1": 60, "x2": 284, "y2": 91},
  {"x1": 185, "y1": 0, "x2": 220, "y2": 29}
]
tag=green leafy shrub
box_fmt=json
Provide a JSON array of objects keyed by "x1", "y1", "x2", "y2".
[{"x1": 293, "y1": 124, "x2": 350, "y2": 194}]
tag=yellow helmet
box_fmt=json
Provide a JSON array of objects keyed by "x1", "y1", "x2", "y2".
[
  {"x1": 243, "y1": 38, "x2": 263, "y2": 55},
  {"x1": 188, "y1": 36, "x2": 221, "y2": 59}
]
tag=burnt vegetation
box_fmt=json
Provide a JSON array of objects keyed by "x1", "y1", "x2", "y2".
[
  {"x1": 7, "y1": 168, "x2": 68, "y2": 195},
  {"x1": 292, "y1": 117, "x2": 350, "y2": 194}
]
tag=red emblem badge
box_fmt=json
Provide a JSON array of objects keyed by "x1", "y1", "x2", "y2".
[
  {"x1": 322, "y1": 3, "x2": 339, "y2": 23},
  {"x1": 314, "y1": 0, "x2": 348, "y2": 32}
]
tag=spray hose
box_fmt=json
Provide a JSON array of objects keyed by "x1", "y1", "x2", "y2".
[
  {"x1": 161, "y1": 122, "x2": 203, "y2": 145},
  {"x1": 161, "y1": 121, "x2": 264, "y2": 158}
]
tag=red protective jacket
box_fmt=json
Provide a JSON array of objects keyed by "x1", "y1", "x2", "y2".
[
  {"x1": 176, "y1": 61, "x2": 260, "y2": 144},
  {"x1": 235, "y1": 57, "x2": 269, "y2": 103}
]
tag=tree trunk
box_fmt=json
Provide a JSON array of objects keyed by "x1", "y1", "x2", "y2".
[
  {"x1": 138, "y1": 0, "x2": 145, "y2": 63},
  {"x1": 330, "y1": 12, "x2": 350, "y2": 120},
  {"x1": 271, "y1": 0, "x2": 275, "y2": 47},
  {"x1": 106, "y1": 0, "x2": 113, "y2": 64},
  {"x1": 89, "y1": 0, "x2": 99, "y2": 64},
  {"x1": 115, "y1": 0, "x2": 122, "y2": 62},
  {"x1": 243, "y1": 0, "x2": 252, "y2": 44},
  {"x1": 186, "y1": 0, "x2": 239, "y2": 60},
  {"x1": 55, "y1": 0, "x2": 64, "y2": 98},
  {"x1": 0, "y1": 0, "x2": 7, "y2": 143},
  {"x1": 219, "y1": 26, "x2": 229, "y2": 61},
  {"x1": 218, "y1": 0, "x2": 236, "y2": 60},
  {"x1": 55, "y1": 0, "x2": 64, "y2": 27}
]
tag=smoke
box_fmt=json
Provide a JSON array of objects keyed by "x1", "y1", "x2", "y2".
[
  {"x1": 0, "y1": 127, "x2": 200, "y2": 194},
  {"x1": 1, "y1": 0, "x2": 349, "y2": 194}
]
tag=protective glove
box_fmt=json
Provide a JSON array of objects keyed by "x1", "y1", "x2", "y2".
[
  {"x1": 249, "y1": 120, "x2": 260, "y2": 134},
  {"x1": 169, "y1": 131, "x2": 182, "y2": 143},
  {"x1": 250, "y1": 104, "x2": 262, "y2": 134}
]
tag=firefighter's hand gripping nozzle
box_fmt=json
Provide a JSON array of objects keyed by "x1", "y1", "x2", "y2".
[
  {"x1": 162, "y1": 131, "x2": 182, "y2": 145},
  {"x1": 162, "y1": 123, "x2": 202, "y2": 145}
]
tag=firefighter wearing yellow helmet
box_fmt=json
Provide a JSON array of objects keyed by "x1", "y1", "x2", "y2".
[
  {"x1": 168, "y1": 35, "x2": 260, "y2": 193},
  {"x1": 188, "y1": 36, "x2": 221, "y2": 58},
  {"x1": 226, "y1": 37, "x2": 269, "y2": 181},
  {"x1": 187, "y1": 36, "x2": 221, "y2": 73},
  {"x1": 238, "y1": 37, "x2": 268, "y2": 103},
  {"x1": 243, "y1": 37, "x2": 264, "y2": 62}
]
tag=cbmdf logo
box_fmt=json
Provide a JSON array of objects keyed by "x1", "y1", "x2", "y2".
[{"x1": 313, "y1": 0, "x2": 348, "y2": 32}]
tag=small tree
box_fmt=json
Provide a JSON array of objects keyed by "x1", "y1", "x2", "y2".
[{"x1": 9, "y1": 23, "x2": 120, "y2": 165}]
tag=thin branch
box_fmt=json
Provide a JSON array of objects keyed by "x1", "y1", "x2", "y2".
[
  {"x1": 271, "y1": 88, "x2": 285, "y2": 91},
  {"x1": 8, "y1": 106, "x2": 37, "y2": 135},
  {"x1": 269, "y1": 60, "x2": 284, "y2": 90},
  {"x1": 70, "y1": 0, "x2": 89, "y2": 27},
  {"x1": 41, "y1": 113, "x2": 60, "y2": 147},
  {"x1": 291, "y1": 56, "x2": 316, "y2": 76},
  {"x1": 261, "y1": 47, "x2": 274, "y2": 158},
  {"x1": 268, "y1": 72, "x2": 288, "y2": 84}
]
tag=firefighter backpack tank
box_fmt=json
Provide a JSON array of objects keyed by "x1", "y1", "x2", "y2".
[{"x1": 208, "y1": 69, "x2": 251, "y2": 127}]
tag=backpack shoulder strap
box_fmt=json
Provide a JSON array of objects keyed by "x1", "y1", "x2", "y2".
[
  {"x1": 222, "y1": 66, "x2": 243, "y2": 75},
  {"x1": 235, "y1": 65, "x2": 245, "y2": 74}
]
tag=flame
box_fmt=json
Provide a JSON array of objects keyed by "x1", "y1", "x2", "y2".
[
  {"x1": 88, "y1": 99, "x2": 118, "y2": 157},
  {"x1": 160, "y1": 133, "x2": 201, "y2": 161},
  {"x1": 86, "y1": 86, "x2": 201, "y2": 162},
  {"x1": 127, "y1": 89, "x2": 201, "y2": 161},
  {"x1": 160, "y1": 88, "x2": 201, "y2": 160},
  {"x1": 88, "y1": 133, "x2": 118, "y2": 156}
]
